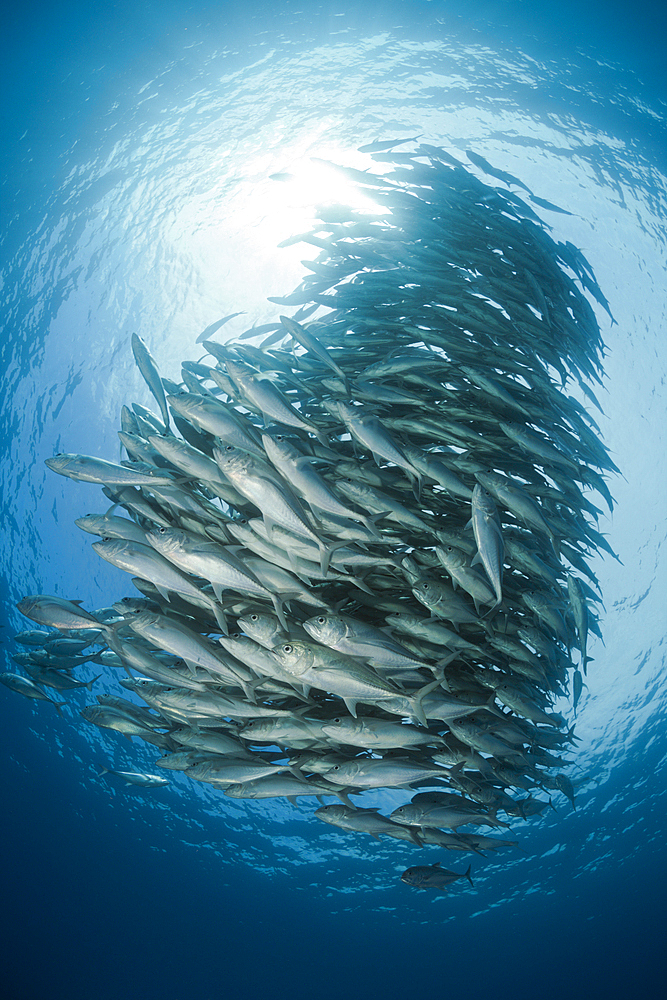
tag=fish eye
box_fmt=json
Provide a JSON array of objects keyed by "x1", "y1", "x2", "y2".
[
  {"x1": 157, "y1": 527, "x2": 168, "y2": 534},
  {"x1": 282, "y1": 644, "x2": 293, "y2": 653},
  {"x1": 250, "y1": 614, "x2": 259, "y2": 622},
  {"x1": 225, "y1": 445, "x2": 234, "y2": 451},
  {"x1": 317, "y1": 616, "x2": 326, "y2": 624},
  {"x1": 230, "y1": 632, "x2": 241, "y2": 639}
]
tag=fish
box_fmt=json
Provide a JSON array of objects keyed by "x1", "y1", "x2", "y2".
[
  {"x1": 195, "y1": 313, "x2": 245, "y2": 343},
  {"x1": 357, "y1": 135, "x2": 422, "y2": 153},
  {"x1": 315, "y1": 804, "x2": 423, "y2": 845},
  {"x1": 147, "y1": 526, "x2": 291, "y2": 629},
  {"x1": 466, "y1": 149, "x2": 532, "y2": 193},
  {"x1": 97, "y1": 766, "x2": 170, "y2": 788},
  {"x1": 131, "y1": 333, "x2": 170, "y2": 434},
  {"x1": 0, "y1": 672, "x2": 67, "y2": 714},
  {"x1": 9, "y1": 143, "x2": 617, "y2": 879},
  {"x1": 469, "y1": 484, "x2": 504, "y2": 608},
  {"x1": 16, "y1": 595, "x2": 112, "y2": 633},
  {"x1": 213, "y1": 445, "x2": 340, "y2": 576},
  {"x1": 400, "y1": 861, "x2": 474, "y2": 890},
  {"x1": 44, "y1": 454, "x2": 176, "y2": 487},
  {"x1": 278, "y1": 315, "x2": 347, "y2": 381},
  {"x1": 302, "y1": 612, "x2": 438, "y2": 671},
  {"x1": 567, "y1": 574, "x2": 591, "y2": 673}
]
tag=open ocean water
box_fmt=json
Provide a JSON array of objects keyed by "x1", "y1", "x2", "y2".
[{"x1": 1, "y1": 2, "x2": 666, "y2": 998}]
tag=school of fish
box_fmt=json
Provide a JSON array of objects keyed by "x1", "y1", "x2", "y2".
[{"x1": 6, "y1": 141, "x2": 617, "y2": 892}]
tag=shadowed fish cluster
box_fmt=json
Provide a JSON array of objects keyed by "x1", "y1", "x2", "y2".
[{"x1": 8, "y1": 143, "x2": 616, "y2": 886}]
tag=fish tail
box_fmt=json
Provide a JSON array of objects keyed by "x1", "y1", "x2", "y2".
[{"x1": 464, "y1": 864, "x2": 474, "y2": 887}]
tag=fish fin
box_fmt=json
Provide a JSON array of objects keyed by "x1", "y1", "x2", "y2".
[
  {"x1": 269, "y1": 594, "x2": 290, "y2": 632},
  {"x1": 483, "y1": 694, "x2": 505, "y2": 719},
  {"x1": 97, "y1": 766, "x2": 109, "y2": 778},
  {"x1": 465, "y1": 864, "x2": 474, "y2": 887},
  {"x1": 212, "y1": 604, "x2": 229, "y2": 634},
  {"x1": 342, "y1": 698, "x2": 358, "y2": 718},
  {"x1": 242, "y1": 680, "x2": 259, "y2": 704},
  {"x1": 349, "y1": 573, "x2": 375, "y2": 596},
  {"x1": 86, "y1": 674, "x2": 103, "y2": 691},
  {"x1": 358, "y1": 512, "x2": 386, "y2": 537},
  {"x1": 409, "y1": 698, "x2": 428, "y2": 729},
  {"x1": 319, "y1": 537, "x2": 351, "y2": 576},
  {"x1": 293, "y1": 455, "x2": 323, "y2": 471}
]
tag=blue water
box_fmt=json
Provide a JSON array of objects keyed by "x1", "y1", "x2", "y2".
[{"x1": 2, "y1": 2, "x2": 666, "y2": 998}]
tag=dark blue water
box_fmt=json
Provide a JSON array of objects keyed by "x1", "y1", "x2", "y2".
[{"x1": 2, "y1": 3, "x2": 666, "y2": 998}]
